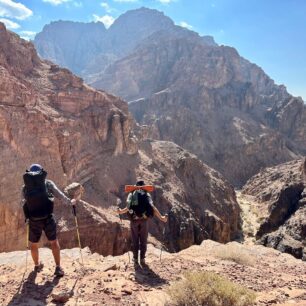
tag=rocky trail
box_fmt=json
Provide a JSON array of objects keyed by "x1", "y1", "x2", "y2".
[
  {"x1": 236, "y1": 190, "x2": 262, "y2": 245},
  {"x1": 0, "y1": 239, "x2": 305, "y2": 305}
]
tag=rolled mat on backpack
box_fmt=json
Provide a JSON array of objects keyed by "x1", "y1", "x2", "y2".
[{"x1": 124, "y1": 185, "x2": 155, "y2": 193}]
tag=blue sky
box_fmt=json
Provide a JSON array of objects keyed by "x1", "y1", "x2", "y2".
[{"x1": 0, "y1": 0, "x2": 305, "y2": 101}]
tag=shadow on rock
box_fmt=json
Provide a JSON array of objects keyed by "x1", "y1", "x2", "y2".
[
  {"x1": 7, "y1": 271, "x2": 60, "y2": 305},
  {"x1": 134, "y1": 263, "x2": 167, "y2": 287}
]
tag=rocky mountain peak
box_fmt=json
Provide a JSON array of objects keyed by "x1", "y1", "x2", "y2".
[
  {"x1": 110, "y1": 7, "x2": 174, "y2": 31},
  {"x1": 34, "y1": 20, "x2": 107, "y2": 74},
  {"x1": 39, "y1": 20, "x2": 106, "y2": 33}
]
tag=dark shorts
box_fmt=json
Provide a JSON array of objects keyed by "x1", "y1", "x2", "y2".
[{"x1": 29, "y1": 216, "x2": 57, "y2": 243}]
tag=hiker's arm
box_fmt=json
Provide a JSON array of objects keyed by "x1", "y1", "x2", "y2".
[
  {"x1": 117, "y1": 192, "x2": 132, "y2": 214},
  {"x1": 153, "y1": 206, "x2": 168, "y2": 223},
  {"x1": 147, "y1": 193, "x2": 167, "y2": 222},
  {"x1": 115, "y1": 193, "x2": 132, "y2": 215},
  {"x1": 117, "y1": 207, "x2": 129, "y2": 214},
  {"x1": 48, "y1": 181, "x2": 76, "y2": 205}
]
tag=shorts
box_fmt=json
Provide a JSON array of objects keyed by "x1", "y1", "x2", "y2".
[{"x1": 29, "y1": 215, "x2": 57, "y2": 243}]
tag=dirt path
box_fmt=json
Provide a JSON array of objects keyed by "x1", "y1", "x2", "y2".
[
  {"x1": 0, "y1": 241, "x2": 305, "y2": 306},
  {"x1": 236, "y1": 190, "x2": 262, "y2": 244}
]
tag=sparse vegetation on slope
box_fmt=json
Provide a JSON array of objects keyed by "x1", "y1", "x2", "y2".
[{"x1": 167, "y1": 271, "x2": 256, "y2": 306}]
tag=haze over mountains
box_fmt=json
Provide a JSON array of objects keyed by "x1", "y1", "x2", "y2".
[
  {"x1": 34, "y1": 7, "x2": 306, "y2": 186},
  {"x1": 30, "y1": 7, "x2": 306, "y2": 261},
  {"x1": 34, "y1": 8, "x2": 215, "y2": 84},
  {"x1": 0, "y1": 11, "x2": 305, "y2": 306}
]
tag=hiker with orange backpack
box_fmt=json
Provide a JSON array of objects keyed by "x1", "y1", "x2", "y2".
[
  {"x1": 21, "y1": 164, "x2": 76, "y2": 277},
  {"x1": 116, "y1": 180, "x2": 167, "y2": 266}
]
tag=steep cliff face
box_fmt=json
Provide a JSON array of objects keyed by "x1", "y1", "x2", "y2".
[
  {"x1": 0, "y1": 23, "x2": 239, "y2": 254},
  {"x1": 242, "y1": 159, "x2": 306, "y2": 260},
  {"x1": 134, "y1": 140, "x2": 240, "y2": 251},
  {"x1": 0, "y1": 22, "x2": 137, "y2": 252},
  {"x1": 96, "y1": 31, "x2": 305, "y2": 186}
]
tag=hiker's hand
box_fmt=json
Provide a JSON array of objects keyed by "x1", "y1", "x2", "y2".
[
  {"x1": 161, "y1": 215, "x2": 168, "y2": 223},
  {"x1": 71, "y1": 199, "x2": 77, "y2": 206}
]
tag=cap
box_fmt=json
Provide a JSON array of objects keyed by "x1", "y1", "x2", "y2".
[
  {"x1": 136, "y1": 180, "x2": 145, "y2": 186},
  {"x1": 29, "y1": 164, "x2": 43, "y2": 172}
]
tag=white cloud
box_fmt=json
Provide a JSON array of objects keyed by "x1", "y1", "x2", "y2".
[
  {"x1": 101, "y1": 2, "x2": 112, "y2": 13},
  {"x1": 19, "y1": 30, "x2": 36, "y2": 40},
  {"x1": 42, "y1": 0, "x2": 71, "y2": 6},
  {"x1": 93, "y1": 14, "x2": 115, "y2": 28},
  {"x1": 0, "y1": 0, "x2": 32, "y2": 20},
  {"x1": 19, "y1": 30, "x2": 36, "y2": 36},
  {"x1": 180, "y1": 21, "x2": 192, "y2": 30},
  {"x1": 0, "y1": 17, "x2": 19, "y2": 29},
  {"x1": 157, "y1": 0, "x2": 176, "y2": 4}
]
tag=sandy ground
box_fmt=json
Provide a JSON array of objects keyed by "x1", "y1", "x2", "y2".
[
  {"x1": 0, "y1": 239, "x2": 305, "y2": 306},
  {"x1": 0, "y1": 192, "x2": 305, "y2": 305}
]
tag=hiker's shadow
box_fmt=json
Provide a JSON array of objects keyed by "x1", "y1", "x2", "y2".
[
  {"x1": 134, "y1": 263, "x2": 167, "y2": 287},
  {"x1": 7, "y1": 271, "x2": 60, "y2": 305}
]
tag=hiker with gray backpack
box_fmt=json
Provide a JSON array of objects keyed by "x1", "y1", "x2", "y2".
[
  {"x1": 116, "y1": 180, "x2": 167, "y2": 266},
  {"x1": 21, "y1": 164, "x2": 76, "y2": 277}
]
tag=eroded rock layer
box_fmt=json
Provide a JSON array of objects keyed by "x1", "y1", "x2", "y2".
[
  {"x1": 0, "y1": 23, "x2": 239, "y2": 254},
  {"x1": 242, "y1": 159, "x2": 306, "y2": 259}
]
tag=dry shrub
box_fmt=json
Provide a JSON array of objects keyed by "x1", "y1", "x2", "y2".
[
  {"x1": 167, "y1": 271, "x2": 256, "y2": 306},
  {"x1": 212, "y1": 243, "x2": 256, "y2": 266}
]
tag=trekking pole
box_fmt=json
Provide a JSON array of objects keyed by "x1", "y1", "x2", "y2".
[
  {"x1": 25, "y1": 220, "x2": 29, "y2": 272},
  {"x1": 121, "y1": 215, "x2": 131, "y2": 264},
  {"x1": 160, "y1": 214, "x2": 168, "y2": 262},
  {"x1": 72, "y1": 204, "x2": 84, "y2": 267},
  {"x1": 117, "y1": 199, "x2": 130, "y2": 264}
]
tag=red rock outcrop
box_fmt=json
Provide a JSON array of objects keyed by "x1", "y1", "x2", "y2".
[
  {"x1": 0, "y1": 22, "x2": 137, "y2": 253},
  {"x1": 242, "y1": 159, "x2": 306, "y2": 259},
  {"x1": 0, "y1": 23, "x2": 240, "y2": 254},
  {"x1": 134, "y1": 140, "x2": 240, "y2": 251}
]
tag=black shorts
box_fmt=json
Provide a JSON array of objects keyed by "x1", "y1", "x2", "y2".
[{"x1": 29, "y1": 216, "x2": 57, "y2": 243}]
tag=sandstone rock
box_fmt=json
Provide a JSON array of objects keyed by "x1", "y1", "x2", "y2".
[
  {"x1": 99, "y1": 32, "x2": 305, "y2": 187},
  {"x1": 243, "y1": 159, "x2": 306, "y2": 259},
  {"x1": 0, "y1": 23, "x2": 239, "y2": 255},
  {"x1": 1, "y1": 242, "x2": 305, "y2": 306},
  {"x1": 51, "y1": 290, "x2": 72, "y2": 303},
  {"x1": 0, "y1": 23, "x2": 136, "y2": 253},
  {"x1": 32, "y1": 8, "x2": 306, "y2": 188},
  {"x1": 134, "y1": 140, "x2": 241, "y2": 251}
]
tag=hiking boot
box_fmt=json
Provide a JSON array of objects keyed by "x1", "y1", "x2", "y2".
[
  {"x1": 34, "y1": 262, "x2": 44, "y2": 272},
  {"x1": 54, "y1": 266, "x2": 64, "y2": 277}
]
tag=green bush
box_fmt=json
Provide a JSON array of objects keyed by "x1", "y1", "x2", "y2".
[{"x1": 167, "y1": 271, "x2": 256, "y2": 306}]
